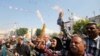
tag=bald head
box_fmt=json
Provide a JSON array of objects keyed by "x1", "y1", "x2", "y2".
[
  {"x1": 70, "y1": 34, "x2": 86, "y2": 55},
  {"x1": 43, "y1": 34, "x2": 50, "y2": 42},
  {"x1": 71, "y1": 34, "x2": 86, "y2": 45}
]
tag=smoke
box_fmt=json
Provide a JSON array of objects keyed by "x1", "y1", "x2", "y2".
[
  {"x1": 52, "y1": 5, "x2": 63, "y2": 13},
  {"x1": 8, "y1": 5, "x2": 30, "y2": 12},
  {"x1": 36, "y1": 10, "x2": 44, "y2": 24},
  {"x1": 9, "y1": 6, "x2": 13, "y2": 9},
  {"x1": 72, "y1": 16, "x2": 83, "y2": 21}
]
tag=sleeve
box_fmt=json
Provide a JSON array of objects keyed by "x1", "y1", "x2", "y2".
[{"x1": 25, "y1": 45, "x2": 30, "y2": 56}]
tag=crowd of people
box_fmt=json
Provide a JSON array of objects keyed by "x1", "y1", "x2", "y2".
[{"x1": 0, "y1": 12, "x2": 100, "y2": 56}]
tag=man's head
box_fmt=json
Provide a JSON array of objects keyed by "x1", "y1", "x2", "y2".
[
  {"x1": 59, "y1": 11, "x2": 64, "y2": 18},
  {"x1": 85, "y1": 22, "x2": 99, "y2": 38},
  {"x1": 70, "y1": 34, "x2": 86, "y2": 55},
  {"x1": 17, "y1": 36, "x2": 24, "y2": 44},
  {"x1": 37, "y1": 40, "x2": 46, "y2": 49},
  {"x1": 43, "y1": 34, "x2": 50, "y2": 42},
  {"x1": 51, "y1": 39, "x2": 57, "y2": 47}
]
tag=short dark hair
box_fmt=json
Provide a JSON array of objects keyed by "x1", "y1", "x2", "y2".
[
  {"x1": 86, "y1": 22, "x2": 97, "y2": 28},
  {"x1": 85, "y1": 22, "x2": 98, "y2": 31}
]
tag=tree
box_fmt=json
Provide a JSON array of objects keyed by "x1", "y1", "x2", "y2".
[
  {"x1": 50, "y1": 33, "x2": 58, "y2": 38},
  {"x1": 97, "y1": 24, "x2": 100, "y2": 27},
  {"x1": 16, "y1": 28, "x2": 28, "y2": 36},
  {"x1": 35, "y1": 24, "x2": 46, "y2": 38},
  {"x1": 35, "y1": 28, "x2": 42, "y2": 37},
  {"x1": 73, "y1": 19, "x2": 90, "y2": 34}
]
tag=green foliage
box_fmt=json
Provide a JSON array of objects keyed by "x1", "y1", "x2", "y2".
[
  {"x1": 97, "y1": 24, "x2": 100, "y2": 27},
  {"x1": 16, "y1": 28, "x2": 28, "y2": 36},
  {"x1": 35, "y1": 28, "x2": 42, "y2": 37},
  {"x1": 73, "y1": 19, "x2": 90, "y2": 34}
]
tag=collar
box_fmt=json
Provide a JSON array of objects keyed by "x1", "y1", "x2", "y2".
[{"x1": 94, "y1": 35, "x2": 100, "y2": 41}]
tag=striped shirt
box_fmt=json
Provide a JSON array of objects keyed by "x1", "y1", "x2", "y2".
[{"x1": 85, "y1": 36, "x2": 100, "y2": 56}]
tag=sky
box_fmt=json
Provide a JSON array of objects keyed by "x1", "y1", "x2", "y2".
[{"x1": 0, "y1": 0, "x2": 100, "y2": 32}]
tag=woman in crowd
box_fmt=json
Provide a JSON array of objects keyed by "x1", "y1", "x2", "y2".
[{"x1": 49, "y1": 37, "x2": 63, "y2": 56}]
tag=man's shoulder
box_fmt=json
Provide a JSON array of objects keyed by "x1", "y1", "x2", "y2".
[
  {"x1": 84, "y1": 37, "x2": 91, "y2": 43},
  {"x1": 84, "y1": 37, "x2": 90, "y2": 40}
]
